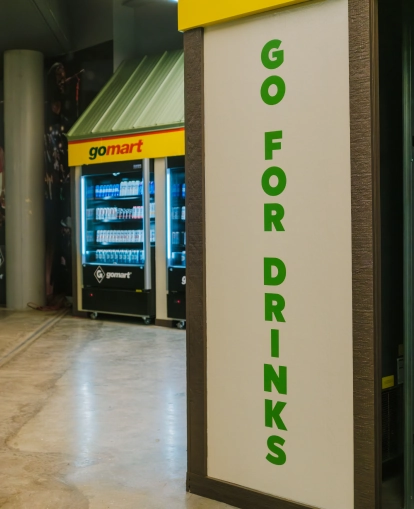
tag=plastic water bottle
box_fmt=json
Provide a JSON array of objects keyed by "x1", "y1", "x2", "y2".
[{"x1": 182, "y1": 183, "x2": 186, "y2": 199}]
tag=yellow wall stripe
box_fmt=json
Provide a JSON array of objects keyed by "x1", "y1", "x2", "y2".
[
  {"x1": 178, "y1": 0, "x2": 314, "y2": 31},
  {"x1": 68, "y1": 129, "x2": 185, "y2": 167}
]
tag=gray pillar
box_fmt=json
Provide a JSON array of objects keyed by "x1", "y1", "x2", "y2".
[{"x1": 4, "y1": 50, "x2": 45, "y2": 310}]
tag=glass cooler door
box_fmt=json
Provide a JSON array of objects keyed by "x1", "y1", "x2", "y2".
[
  {"x1": 167, "y1": 166, "x2": 186, "y2": 270},
  {"x1": 81, "y1": 166, "x2": 150, "y2": 289}
]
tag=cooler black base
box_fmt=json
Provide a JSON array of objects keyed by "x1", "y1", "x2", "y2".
[
  {"x1": 82, "y1": 287, "x2": 155, "y2": 318},
  {"x1": 168, "y1": 291, "x2": 186, "y2": 320}
]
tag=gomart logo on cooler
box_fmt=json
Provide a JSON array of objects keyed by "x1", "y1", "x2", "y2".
[
  {"x1": 89, "y1": 139, "x2": 144, "y2": 160},
  {"x1": 94, "y1": 266, "x2": 132, "y2": 284}
]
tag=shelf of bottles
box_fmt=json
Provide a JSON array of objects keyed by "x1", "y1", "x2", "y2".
[
  {"x1": 82, "y1": 170, "x2": 155, "y2": 267},
  {"x1": 167, "y1": 167, "x2": 186, "y2": 268}
]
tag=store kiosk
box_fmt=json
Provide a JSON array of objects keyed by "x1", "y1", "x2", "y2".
[{"x1": 68, "y1": 50, "x2": 185, "y2": 323}]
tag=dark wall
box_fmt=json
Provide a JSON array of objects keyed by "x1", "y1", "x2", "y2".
[
  {"x1": 379, "y1": 0, "x2": 404, "y2": 379},
  {"x1": 134, "y1": 3, "x2": 183, "y2": 58},
  {"x1": 44, "y1": 41, "x2": 113, "y2": 298}
]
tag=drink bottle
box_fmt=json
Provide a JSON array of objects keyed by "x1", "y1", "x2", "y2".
[
  {"x1": 182, "y1": 183, "x2": 186, "y2": 199},
  {"x1": 181, "y1": 206, "x2": 186, "y2": 221}
]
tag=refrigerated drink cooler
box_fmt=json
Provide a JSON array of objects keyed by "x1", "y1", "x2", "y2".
[
  {"x1": 79, "y1": 160, "x2": 155, "y2": 323},
  {"x1": 166, "y1": 157, "x2": 186, "y2": 328}
]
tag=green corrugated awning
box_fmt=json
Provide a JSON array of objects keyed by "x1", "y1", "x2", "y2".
[{"x1": 67, "y1": 50, "x2": 184, "y2": 142}]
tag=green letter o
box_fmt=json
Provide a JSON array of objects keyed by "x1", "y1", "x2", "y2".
[
  {"x1": 262, "y1": 167, "x2": 287, "y2": 197},
  {"x1": 261, "y1": 76, "x2": 286, "y2": 106}
]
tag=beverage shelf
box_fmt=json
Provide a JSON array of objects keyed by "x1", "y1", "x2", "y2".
[
  {"x1": 87, "y1": 242, "x2": 144, "y2": 247},
  {"x1": 91, "y1": 219, "x2": 144, "y2": 223},
  {"x1": 84, "y1": 262, "x2": 145, "y2": 268},
  {"x1": 92, "y1": 196, "x2": 143, "y2": 202}
]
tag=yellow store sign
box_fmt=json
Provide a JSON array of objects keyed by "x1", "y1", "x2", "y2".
[
  {"x1": 178, "y1": 0, "x2": 314, "y2": 31},
  {"x1": 68, "y1": 128, "x2": 185, "y2": 167}
]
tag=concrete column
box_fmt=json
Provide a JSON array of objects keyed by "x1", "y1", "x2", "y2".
[{"x1": 4, "y1": 50, "x2": 45, "y2": 310}]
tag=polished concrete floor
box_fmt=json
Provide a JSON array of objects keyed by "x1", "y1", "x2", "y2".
[{"x1": 0, "y1": 315, "x2": 233, "y2": 508}]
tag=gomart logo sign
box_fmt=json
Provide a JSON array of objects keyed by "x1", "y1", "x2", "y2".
[
  {"x1": 94, "y1": 266, "x2": 132, "y2": 284},
  {"x1": 89, "y1": 139, "x2": 144, "y2": 161}
]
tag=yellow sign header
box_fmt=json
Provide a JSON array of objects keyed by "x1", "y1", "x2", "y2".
[
  {"x1": 178, "y1": 0, "x2": 313, "y2": 31},
  {"x1": 68, "y1": 128, "x2": 185, "y2": 167}
]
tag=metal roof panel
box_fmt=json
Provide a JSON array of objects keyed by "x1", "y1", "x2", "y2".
[{"x1": 68, "y1": 49, "x2": 184, "y2": 141}]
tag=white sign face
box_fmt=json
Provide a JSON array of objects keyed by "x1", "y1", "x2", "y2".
[{"x1": 204, "y1": 1, "x2": 353, "y2": 508}]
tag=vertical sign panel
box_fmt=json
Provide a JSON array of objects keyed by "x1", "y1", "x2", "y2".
[{"x1": 204, "y1": 1, "x2": 353, "y2": 508}]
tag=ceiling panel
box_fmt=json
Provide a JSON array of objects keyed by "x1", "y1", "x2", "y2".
[
  {"x1": 0, "y1": 0, "x2": 113, "y2": 58},
  {"x1": 0, "y1": 0, "x2": 69, "y2": 55}
]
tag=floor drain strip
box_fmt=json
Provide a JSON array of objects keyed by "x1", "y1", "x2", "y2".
[{"x1": 0, "y1": 309, "x2": 69, "y2": 368}]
